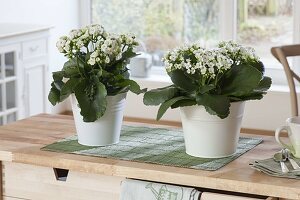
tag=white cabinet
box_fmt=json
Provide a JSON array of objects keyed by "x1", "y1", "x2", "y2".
[
  {"x1": 23, "y1": 63, "x2": 47, "y2": 116},
  {"x1": 0, "y1": 23, "x2": 51, "y2": 124}
]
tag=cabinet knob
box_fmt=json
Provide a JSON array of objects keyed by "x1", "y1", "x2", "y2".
[{"x1": 29, "y1": 46, "x2": 39, "y2": 52}]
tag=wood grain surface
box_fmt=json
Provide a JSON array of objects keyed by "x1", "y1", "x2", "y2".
[
  {"x1": 0, "y1": 114, "x2": 297, "y2": 199},
  {"x1": 2, "y1": 161, "x2": 123, "y2": 200}
]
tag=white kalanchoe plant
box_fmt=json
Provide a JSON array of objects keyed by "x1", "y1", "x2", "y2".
[
  {"x1": 218, "y1": 41, "x2": 260, "y2": 65},
  {"x1": 49, "y1": 24, "x2": 145, "y2": 122},
  {"x1": 144, "y1": 41, "x2": 272, "y2": 120},
  {"x1": 164, "y1": 44, "x2": 233, "y2": 80}
]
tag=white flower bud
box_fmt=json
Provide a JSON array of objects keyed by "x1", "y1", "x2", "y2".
[
  {"x1": 116, "y1": 53, "x2": 122, "y2": 60},
  {"x1": 69, "y1": 29, "x2": 80, "y2": 39},
  {"x1": 88, "y1": 58, "x2": 96, "y2": 65},
  {"x1": 76, "y1": 40, "x2": 84, "y2": 48},
  {"x1": 63, "y1": 40, "x2": 71, "y2": 52}
]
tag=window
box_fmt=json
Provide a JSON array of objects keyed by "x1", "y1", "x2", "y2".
[
  {"x1": 237, "y1": 0, "x2": 296, "y2": 85},
  {"x1": 81, "y1": 0, "x2": 300, "y2": 84},
  {"x1": 91, "y1": 0, "x2": 220, "y2": 67},
  {"x1": 237, "y1": 0, "x2": 294, "y2": 69}
]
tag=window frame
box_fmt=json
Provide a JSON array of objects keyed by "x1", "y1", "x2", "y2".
[{"x1": 80, "y1": 0, "x2": 300, "y2": 85}]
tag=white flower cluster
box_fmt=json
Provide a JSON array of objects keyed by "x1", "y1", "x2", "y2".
[
  {"x1": 163, "y1": 43, "x2": 233, "y2": 79},
  {"x1": 56, "y1": 24, "x2": 138, "y2": 66},
  {"x1": 163, "y1": 41, "x2": 260, "y2": 79},
  {"x1": 56, "y1": 24, "x2": 105, "y2": 55},
  {"x1": 218, "y1": 41, "x2": 260, "y2": 64},
  {"x1": 88, "y1": 34, "x2": 137, "y2": 66}
]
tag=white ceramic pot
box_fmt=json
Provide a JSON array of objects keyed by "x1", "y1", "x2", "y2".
[
  {"x1": 180, "y1": 102, "x2": 245, "y2": 158},
  {"x1": 71, "y1": 93, "x2": 126, "y2": 146}
]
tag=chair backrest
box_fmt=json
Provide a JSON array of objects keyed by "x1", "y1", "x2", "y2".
[{"x1": 271, "y1": 44, "x2": 300, "y2": 116}]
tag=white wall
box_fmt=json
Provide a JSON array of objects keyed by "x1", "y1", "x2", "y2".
[{"x1": 0, "y1": 0, "x2": 80, "y2": 113}]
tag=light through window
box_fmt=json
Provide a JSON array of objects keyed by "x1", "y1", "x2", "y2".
[
  {"x1": 237, "y1": 0, "x2": 294, "y2": 69},
  {"x1": 92, "y1": 0, "x2": 220, "y2": 67},
  {"x1": 89, "y1": 0, "x2": 298, "y2": 84}
]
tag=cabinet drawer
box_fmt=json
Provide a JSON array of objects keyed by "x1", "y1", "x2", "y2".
[
  {"x1": 22, "y1": 38, "x2": 47, "y2": 59},
  {"x1": 2, "y1": 162, "x2": 124, "y2": 200}
]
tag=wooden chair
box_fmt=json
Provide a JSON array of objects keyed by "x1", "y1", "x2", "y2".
[{"x1": 271, "y1": 44, "x2": 300, "y2": 116}]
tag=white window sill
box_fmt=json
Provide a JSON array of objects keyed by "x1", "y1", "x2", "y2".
[{"x1": 132, "y1": 74, "x2": 171, "y2": 84}]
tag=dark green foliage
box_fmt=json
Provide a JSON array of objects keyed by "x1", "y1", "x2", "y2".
[
  {"x1": 143, "y1": 64, "x2": 271, "y2": 120},
  {"x1": 48, "y1": 54, "x2": 145, "y2": 122},
  {"x1": 143, "y1": 85, "x2": 179, "y2": 106},
  {"x1": 74, "y1": 78, "x2": 107, "y2": 122},
  {"x1": 168, "y1": 70, "x2": 198, "y2": 92}
]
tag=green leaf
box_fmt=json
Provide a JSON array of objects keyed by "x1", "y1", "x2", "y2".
[
  {"x1": 62, "y1": 58, "x2": 80, "y2": 77},
  {"x1": 116, "y1": 79, "x2": 146, "y2": 95},
  {"x1": 113, "y1": 61, "x2": 125, "y2": 72},
  {"x1": 128, "y1": 80, "x2": 146, "y2": 94},
  {"x1": 122, "y1": 48, "x2": 139, "y2": 60},
  {"x1": 170, "y1": 99, "x2": 196, "y2": 109},
  {"x1": 230, "y1": 76, "x2": 271, "y2": 102},
  {"x1": 74, "y1": 79, "x2": 107, "y2": 122},
  {"x1": 77, "y1": 56, "x2": 87, "y2": 75},
  {"x1": 53, "y1": 71, "x2": 64, "y2": 81},
  {"x1": 168, "y1": 70, "x2": 197, "y2": 92},
  {"x1": 255, "y1": 76, "x2": 272, "y2": 92},
  {"x1": 102, "y1": 69, "x2": 114, "y2": 78},
  {"x1": 123, "y1": 70, "x2": 130, "y2": 79},
  {"x1": 220, "y1": 64, "x2": 262, "y2": 97},
  {"x1": 185, "y1": 72, "x2": 202, "y2": 82},
  {"x1": 143, "y1": 85, "x2": 179, "y2": 106},
  {"x1": 237, "y1": 92, "x2": 264, "y2": 101},
  {"x1": 92, "y1": 67, "x2": 102, "y2": 78},
  {"x1": 60, "y1": 78, "x2": 80, "y2": 102},
  {"x1": 228, "y1": 96, "x2": 243, "y2": 101},
  {"x1": 48, "y1": 86, "x2": 60, "y2": 106},
  {"x1": 48, "y1": 71, "x2": 65, "y2": 105},
  {"x1": 251, "y1": 60, "x2": 265, "y2": 74},
  {"x1": 114, "y1": 74, "x2": 126, "y2": 82},
  {"x1": 196, "y1": 94, "x2": 230, "y2": 119},
  {"x1": 53, "y1": 80, "x2": 64, "y2": 91},
  {"x1": 63, "y1": 57, "x2": 87, "y2": 77},
  {"x1": 85, "y1": 52, "x2": 91, "y2": 63},
  {"x1": 198, "y1": 84, "x2": 215, "y2": 94},
  {"x1": 157, "y1": 96, "x2": 190, "y2": 120}
]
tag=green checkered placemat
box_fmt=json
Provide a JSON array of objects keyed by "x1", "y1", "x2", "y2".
[{"x1": 41, "y1": 125, "x2": 263, "y2": 171}]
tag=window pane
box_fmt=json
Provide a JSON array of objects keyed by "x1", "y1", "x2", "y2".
[
  {"x1": 237, "y1": 0, "x2": 293, "y2": 69},
  {"x1": 6, "y1": 81, "x2": 16, "y2": 109},
  {"x1": 92, "y1": 0, "x2": 220, "y2": 67},
  {"x1": 4, "y1": 52, "x2": 15, "y2": 77}
]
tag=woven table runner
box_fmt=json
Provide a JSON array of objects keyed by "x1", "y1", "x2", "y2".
[{"x1": 42, "y1": 125, "x2": 263, "y2": 171}]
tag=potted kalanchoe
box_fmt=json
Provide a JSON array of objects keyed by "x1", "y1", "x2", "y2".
[
  {"x1": 49, "y1": 24, "x2": 145, "y2": 146},
  {"x1": 143, "y1": 41, "x2": 271, "y2": 158}
]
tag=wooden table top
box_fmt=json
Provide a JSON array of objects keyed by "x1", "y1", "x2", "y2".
[{"x1": 0, "y1": 114, "x2": 298, "y2": 199}]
